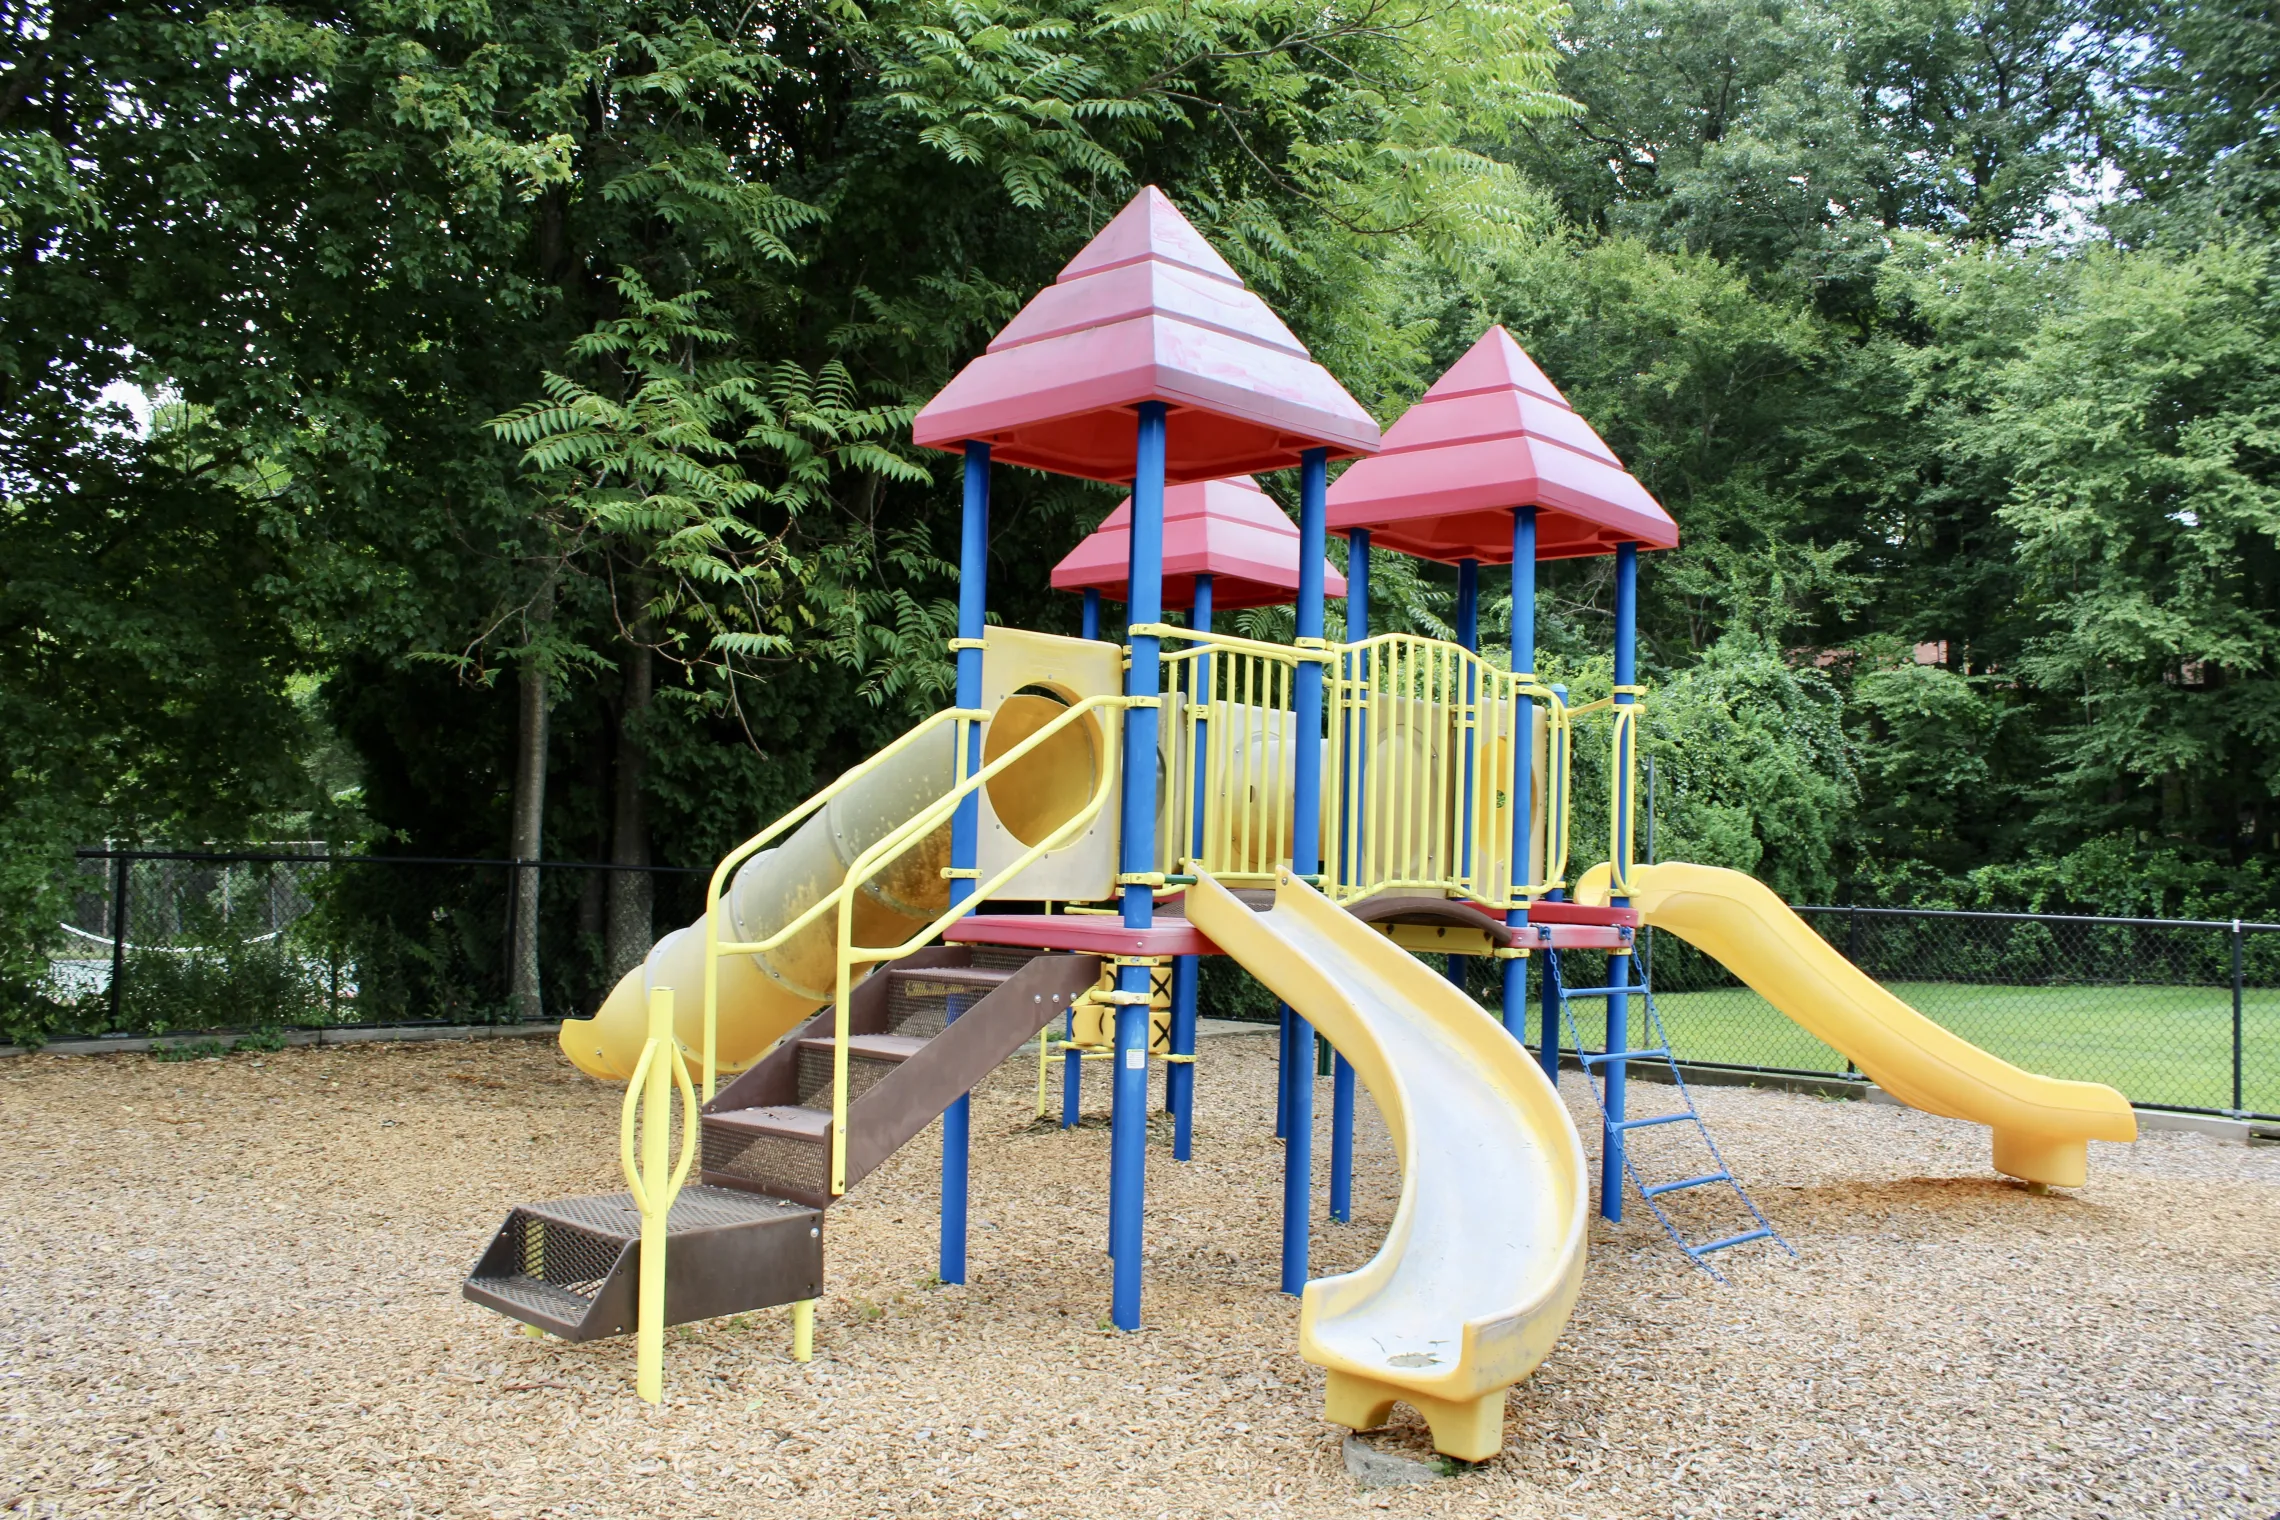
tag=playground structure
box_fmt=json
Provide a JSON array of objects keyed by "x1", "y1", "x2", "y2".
[{"x1": 466, "y1": 188, "x2": 2138, "y2": 1460}]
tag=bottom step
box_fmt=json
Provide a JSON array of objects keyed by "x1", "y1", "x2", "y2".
[{"x1": 464, "y1": 1185, "x2": 823, "y2": 1341}]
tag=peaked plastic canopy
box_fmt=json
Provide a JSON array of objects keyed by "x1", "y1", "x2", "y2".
[
  {"x1": 1325, "y1": 326, "x2": 1678, "y2": 563},
  {"x1": 912, "y1": 188, "x2": 1381, "y2": 484},
  {"x1": 1051, "y1": 476, "x2": 1347, "y2": 611}
]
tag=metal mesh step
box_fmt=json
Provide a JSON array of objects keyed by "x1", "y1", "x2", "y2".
[
  {"x1": 704, "y1": 1118, "x2": 829, "y2": 1198},
  {"x1": 885, "y1": 970, "x2": 1007, "y2": 1037},
  {"x1": 465, "y1": 1186, "x2": 823, "y2": 1340}
]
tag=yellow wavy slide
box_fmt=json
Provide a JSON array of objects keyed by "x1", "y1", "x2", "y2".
[
  {"x1": 1187, "y1": 869, "x2": 1587, "y2": 1462},
  {"x1": 1579, "y1": 861, "x2": 2136, "y2": 1186}
]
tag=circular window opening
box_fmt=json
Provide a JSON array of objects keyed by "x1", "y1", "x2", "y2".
[{"x1": 984, "y1": 686, "x2": 1105, "y2": 848}]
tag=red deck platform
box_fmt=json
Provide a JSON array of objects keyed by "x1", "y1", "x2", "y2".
[{"x1": 945, "y1": 914, "x2": 1220, "y2": 958}]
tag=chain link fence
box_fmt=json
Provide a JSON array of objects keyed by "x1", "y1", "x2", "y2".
[
  {"x1": 1629, "y1": 910, "x2": 2277, "y2": 1119},
  {"x1": 36, "y1": 848, "x2": 2280, "y2": 1120},
  {"x1": 42, "y1": 849, "x2": 705, "y2": 1041}
]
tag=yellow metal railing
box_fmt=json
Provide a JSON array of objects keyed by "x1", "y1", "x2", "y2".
[
  {"x1": 1162, "y1": 628, "x2": 1330, "y2": 887},
  {"x1": 697, "y1": 693, "x2": 1130, "y2": 1196},
  {"x1": 1159, "y1": 627, "x2": 1578, "y2": 910},
  {"x1": 698, "y1": 705, "x2": 981, "y2": 1098},
  {"x1": 1566, "y1": 687, "x2": 1643, "y2": 897},
  {"x1": 819, "y1": 693, "x2": 1130, "y2": 1192},
  {"x1": 620, "y1": 986, "x2": 697, "y2": 1404}
]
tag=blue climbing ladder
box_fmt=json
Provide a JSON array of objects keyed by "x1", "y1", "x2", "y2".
[{"x1": 1544, "y1": 947, "x2": 1794, "y2": 1281}]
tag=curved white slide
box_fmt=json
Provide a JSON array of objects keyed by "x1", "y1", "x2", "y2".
[{"x1": 1186, "y1": 869, "x2": 1587, "y2": 1462}]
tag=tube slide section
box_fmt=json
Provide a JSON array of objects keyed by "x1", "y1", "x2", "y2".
[
  {"x1": 561, "y1": 694, "x2": 1102, "y2": 1082},
  {"x1": 1580, "y1": 861, "x2": 2136, "y2": 1187},
  {"x1": 1187, "y1": 869, "x2": 1585, "y2": 1463}
]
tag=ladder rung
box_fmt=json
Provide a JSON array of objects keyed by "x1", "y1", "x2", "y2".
[
  {"x1": 1612, "y1": 1112, "x2": 1696, "y2": 1133},
  {"x1": 1687, "y1": 1227, "x2": 1773, "y2": 1258},
  {"x1": 1580, "y1": 1047, "x2": 1667, "y2": 1067},
  {"x1": 1641, "y1": 1170, "x2": 1730, "y2": 1199}
]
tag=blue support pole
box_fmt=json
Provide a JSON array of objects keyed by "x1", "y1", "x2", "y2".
[
  {"x1": 1449, "y1": 558, "x2": 1481, "y2": 993},
  {"x1": 1166, "y1": 575, "x2": 1209, "y2": 1153},
  {"x1": 1505, "y1": 509, "x2": 1537, "y2": 1045},
  {"x1": 1602, "y1": 542, "x2": 1639, "y2": 1223},
  {"x1": 1329, "y1": 531, "x2": 1368, "y2": 1224},
  {"x1": 1082, "y1": 587, "x2": 1102, "y2": 642},
  {"x1": 1108, "y1": 404, "x2": 1168, "y2": 1330},
  {"x1": 1283, "y1": 449, "x2": 1328, "y2": 1296},
  {"x1": 941, "y1": 441, "x2": 990, "y2": 1286},
  {"x1": 1276, "y1": 1001, "x2": 1292, "y2": 1138}
]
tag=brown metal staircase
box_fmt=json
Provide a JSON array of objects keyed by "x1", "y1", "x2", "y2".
[{"x1": 463, "y1": 943, "x2": 1100, "y2": 1339}]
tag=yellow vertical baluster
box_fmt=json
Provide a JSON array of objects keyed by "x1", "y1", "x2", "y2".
[{"x1": 1269, "y1": 657, "x2": 1288, "y2": 874}]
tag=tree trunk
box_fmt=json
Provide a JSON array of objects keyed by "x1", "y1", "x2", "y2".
[
  {"x1": 508, "y1": 576, "x2": 555, "y2": 1022},
  {"x1": 606, "y1": 626, "x2": 654, "y2": 983}
]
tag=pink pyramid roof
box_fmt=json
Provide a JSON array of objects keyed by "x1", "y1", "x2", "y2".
[
  {"x1": 1324, "y1": 326, "x2": 1678, "y2": 563},
  {"x1": 1051, "y1": 477, "x2": 1346, "y2": 611},
  {"x1": 913, "y1": 188, "x2": 1380, "y2": 484}
]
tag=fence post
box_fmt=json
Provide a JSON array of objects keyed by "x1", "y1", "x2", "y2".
[
  {"x1": 2232, "y1": 920, "x2": 2245, "y2": 1115},
  {"x1": 108, "y1": 854, "x2": 130, "y2": 1027},
  {"x1": 1842, "y1": 905, "x2": 1861, "y2": 1077}
]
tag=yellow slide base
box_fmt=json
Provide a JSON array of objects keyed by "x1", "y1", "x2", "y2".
[
  {"x1": 1324, "y1": 1371, "x2": 1505, "y2": 1464},
  {"x1": 1993, "y1": 1130, "x2": 2088, "y2": 1189}
]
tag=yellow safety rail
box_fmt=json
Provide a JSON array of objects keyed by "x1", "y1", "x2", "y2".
[
  {"x1": 1158, "y1": 626, "x2": 1578, "y2": 910},
  {"x1": 697, "y1": 705, "x2": 981, "y2": 1098},
  {"x1": 620, "y1": 986, "x2": 698, "y2": 1404},
  {"x1": 816, "y1": 693, "x2": 1131, "y2": 1192},
  {"x1": 1160, "y1": 627, "x2": 1331, "y2": 887},
  {"x1": 1565, "y1": 688, "x2": 1643, "y2": 897}
]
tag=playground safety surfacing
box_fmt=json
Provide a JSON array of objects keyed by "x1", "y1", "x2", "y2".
[{"x1": 2, "y1": 1038, "x2": 2273, "y2": 1520}]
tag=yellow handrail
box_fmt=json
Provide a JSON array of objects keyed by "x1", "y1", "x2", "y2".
[
  {"x1": 620, "y1": 986, "x2": 698, "y2": 1403},
  {"x1": 698, "y1": 706, "x2": 982, "y2": 1096},
  {"x1": 823, "y1": 694, "x2": 1131, "y2": 1193}
]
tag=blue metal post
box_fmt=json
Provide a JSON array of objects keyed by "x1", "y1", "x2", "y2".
[
  {"x1": 1603, "y1": 542, "x2": 1639, "y2": 1223},
  {"x1": 1167, "y1": 576, "x2": 1209, "y2": 1155},
  {"x1": 1329, "y1": 531, "x2": 1368, "y2": 1224},
  {"x1": 941, "y1": 441, "x2": 990, "y2": 1286},
  {"x1": 1283, "y1": 449, "x2": 1328, "y2": 1296},
  {"x1": 1506, "y1": 509, "x2": 1537, "y2": 1045},
  {"x1": 1275, "y1": 1002, "x2": 1293, "y2": 1139},
  {"x1": 1449, "y1": 557, "x2": 1481, "y2": 993},
  {"x1": 1108, "y1": 404, "x2": 1168, "y2": 1329},
  {"x1": 1082, "y1": 587, "x2": 1101, "y2": 641}
]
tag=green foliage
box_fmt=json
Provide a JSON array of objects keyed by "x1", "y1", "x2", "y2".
[{"x1": 10, "y1": 0, "x2": 2280, "y2": 1047}]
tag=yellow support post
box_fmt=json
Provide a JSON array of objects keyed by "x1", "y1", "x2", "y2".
[{"x1": 791, "y1": 1298, "x2": 816, "y2": 1362}]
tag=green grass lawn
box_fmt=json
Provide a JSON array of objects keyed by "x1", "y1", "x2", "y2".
[{"x1": 1621, "y1": 980, "x2": 2280, "y2": 1116}]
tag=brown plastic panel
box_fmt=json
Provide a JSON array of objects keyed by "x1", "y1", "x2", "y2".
[{"x1": 1342, "y1": 893, "x2": 1520, "y2": 948}]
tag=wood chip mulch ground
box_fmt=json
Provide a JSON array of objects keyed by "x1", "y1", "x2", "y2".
[{"x1": 2, "y1": 1030, "x2": 2273, "y2": 1519}]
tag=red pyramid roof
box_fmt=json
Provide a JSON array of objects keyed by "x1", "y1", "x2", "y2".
[
  {"x1": 1324, "y1": 326, "x2": 1678, "y2": 563},
  {"x1": 912, "y1": 188, "x2": 1380, "y2": 484},
  {"x1": 1051, "y1": 477, "x2": 1346, "y2": 611}
]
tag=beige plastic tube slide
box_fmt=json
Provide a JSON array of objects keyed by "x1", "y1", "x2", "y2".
[
  {"x1": 1186, "y1": 868, "x2": 1587, "y2": 1463},
  {"x1": 1577, "y1": 861, "x2": 2136, "y2": 1186},
  {"x1": 560, "y1": 696, "x2": 1094, "y2": 1082}
]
